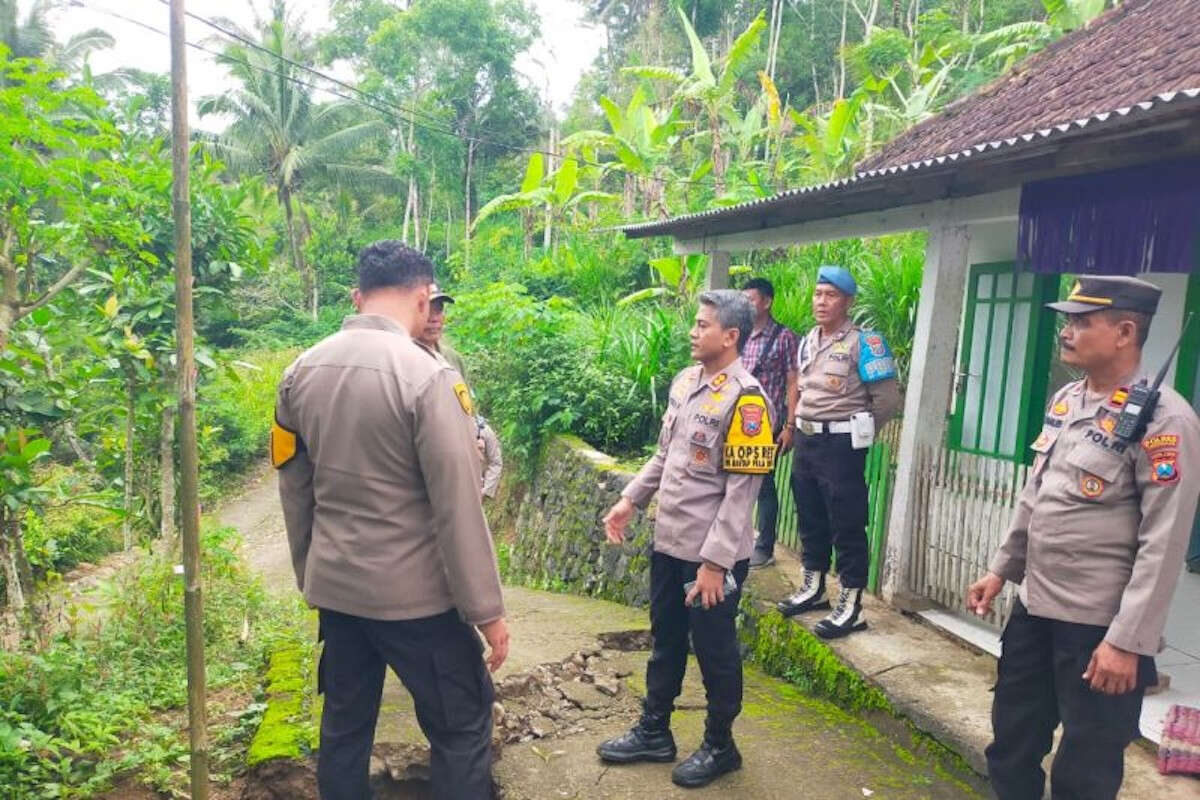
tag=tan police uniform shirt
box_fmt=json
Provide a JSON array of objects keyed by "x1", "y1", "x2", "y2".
[
  {"x1": 275, "y1": 314, "x2": 504, "y2": 626},
  {"x1": 991, "y1": 374, "x2": 1200, "y2": 655},
  {"x1": 796, "y1": 320, "x2": 902, "y2": 426},
  {"x1": 478, "y1": 421, "x2": 503, "y2": 498},
  {"x1": 622, "y1": 361, "x2": 772, "y2": 569}
]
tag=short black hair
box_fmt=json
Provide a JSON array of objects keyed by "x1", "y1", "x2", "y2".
[
  {"x1": 1099, "y1": 308, "x2": 1153, "y2": 348},
  {"x1": 742, "y1": 277, "x2": 774, "y2": 299},
  {"x1": 699, "y1": 290, "x2": 754, "y2": 354},
  {"x1": 357, "y1": 240, "x2": 435, "y2": 293}
]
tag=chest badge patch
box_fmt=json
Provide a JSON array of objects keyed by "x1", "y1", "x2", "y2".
[
  {"x1": 692, "y1": 446, "x2": 710, "y2": 465},
  {"x1": 1100, "y1": 415, "x2": 1116, "y2": 434},
  {"x1": 454, "y1": 382, "x2": 473, "y2": 416},
  {"x1": 827, "y1": 375, "x2": 844, "y2": 390},
  {"x1": 1080, "y1": 474, "x2": 1105, "y2": 498},
  {"x1": 1052, "y1": 400, "x2": 1069, "y2": 417},
  {"x1": 723, "y1": 391, "x2": 775, "y2": 474}
]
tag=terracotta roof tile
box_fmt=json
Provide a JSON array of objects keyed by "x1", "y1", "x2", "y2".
[{"x1": 861, "y1": 0, "x2": 1200, "y2": 171}]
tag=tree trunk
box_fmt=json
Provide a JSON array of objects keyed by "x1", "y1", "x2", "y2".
[
  {"x1": 0, "y1": 517, "x2": 32, "y2": 611},
  {"x1": 169, "y1": 0, "x2": 210, "y2": 791},
  {"x1": 0, "y1": 301, "x2": 14, "y2": 355},
  {"x1": 401, "y1": 178, "x2": 413, "y2": 243},
  {"x1": 280, "y1": 187, "x2": 315, "y2": 322},
  {"x1": 543, "y1": 128, "x2": 556, "y2": 251},
  {"x1": 767, "y1": 0, "x2": 783, "y2": 82},
  {"x1": 463, "y1": 138, "x2": 476, "y2": 272},
  {"x1": 838, "y1": 0, "x2": 849, "y2": 98},
  {"x1": 422, "y1": 169, "x2": 435, "y2": 253},
  {"x1": 123, "y1": 375, "x2": 135, "y2": 550},
  {"x1": 710, "y1": 108, "x2": 726, "y2": 197},
  {"x1": 160, "y1": 401, "x2": 176, "y2": 540}
]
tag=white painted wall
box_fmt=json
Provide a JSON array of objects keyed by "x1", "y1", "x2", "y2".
[
  {"x1": 1140, "y1": 273, "x2": 1189, "y2": 386},
  {"x1": 965, "y1": 220, "x2": 1018, "y2": 266}
]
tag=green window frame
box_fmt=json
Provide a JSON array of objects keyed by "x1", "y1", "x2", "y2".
[
  {"x1": 949, "y1": 262, "x2": 1058, "y2": 464},
  {"x1": 1175, "y1": 272, "x2": 1200, "y2": 402}
]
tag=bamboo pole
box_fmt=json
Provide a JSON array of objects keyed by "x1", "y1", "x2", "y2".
[{"x1": 170, "y1": 2, "x2": 209, "y2": 796}]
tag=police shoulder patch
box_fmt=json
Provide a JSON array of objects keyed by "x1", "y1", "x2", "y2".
[
  {"x1": 1143, "y1": 432, "x2": 1181, "y2": 485},
  {"x1": 857, "y1": 330, "x2": 897, "y2": 383},
  {"x1": 454, "y1": 382, "x2": 474, "y2": 416},
  {"x1": 270, "y1": 416, "x2": 300, "y2": 469},
  {"x1": 722, "y1": 390, "x2": 775, "y2": 474}
]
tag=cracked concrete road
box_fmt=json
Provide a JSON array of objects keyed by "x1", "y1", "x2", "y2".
[{"x1": 225, "y1": 468, "x2": 986, "y2": 799}]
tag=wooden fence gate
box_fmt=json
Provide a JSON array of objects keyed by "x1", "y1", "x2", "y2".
[{"x1": 906, "y1": 445, "x2": 1026, "y2": 630}]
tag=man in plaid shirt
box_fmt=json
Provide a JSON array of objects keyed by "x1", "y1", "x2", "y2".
[{"x1": 740, "y1": 278, "x2": 799, "y2": 567}]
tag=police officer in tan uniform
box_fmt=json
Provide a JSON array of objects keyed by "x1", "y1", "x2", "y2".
[
  {"x1": 968, "y1": 275, "x2": 1200, "y2": 800},
  {"x1": 475, "y1": 415, "x2": 503, "y2": 499},
  {"x1": 420, "y1": 283, "x2": 470, "y2": 380},
  {"x1": 598, "y1": 290, "x2": 774, "y2": 789},
  {"x1": 777, "y1": 266, "x2": 901, "y2": 638},
  {"x1": 273, "y1": 241, "x2": 509, "y2": 800}
]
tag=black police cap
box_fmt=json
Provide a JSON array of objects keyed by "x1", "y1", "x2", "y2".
[{"x1": 1046, "y1": 275, "x2": 1161, "y2": 316}]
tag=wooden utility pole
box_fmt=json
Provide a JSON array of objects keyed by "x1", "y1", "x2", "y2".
[{"x1": 169, "y1": 1, "x2": 209, "y2": 797}]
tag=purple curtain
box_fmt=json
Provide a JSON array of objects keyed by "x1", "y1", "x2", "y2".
[{"x1": 1017, "y1": 159, "x2": 1200, "y2": 274}]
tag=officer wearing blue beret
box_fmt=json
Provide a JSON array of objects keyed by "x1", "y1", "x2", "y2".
[{"x1": 777, "y1": 266, "x2": 901, "y2": 637}]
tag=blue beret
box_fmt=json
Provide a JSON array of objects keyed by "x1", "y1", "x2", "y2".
[{"x1": 817, "y1": 265, "x2": 857, "y2": 296}]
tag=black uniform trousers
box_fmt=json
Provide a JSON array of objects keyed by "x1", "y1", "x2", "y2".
[
  {"x1": 643, "y1": 552, "x2": 750, "y2": 743},
  {"x1": 316, "y1": 608, "x2": 495, "y2": 800},
  {"x1": 986, "y1": 600, "x2": 1156, "y2": 800},
  {"x1": 790, "y1": 431, "x2": 870, "y2": 587},
  {"x1": 754, "y1": 464, "x2": 781, "y2": 555}
]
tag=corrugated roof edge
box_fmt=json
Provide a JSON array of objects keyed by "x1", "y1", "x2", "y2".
[{"x1": 618, "y1": 88, "x2": 1200, "y2": 238}]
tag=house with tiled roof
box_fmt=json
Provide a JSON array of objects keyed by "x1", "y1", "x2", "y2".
[{"x1": 620, "y1": 0, "x2": 1200, "y2": 746}]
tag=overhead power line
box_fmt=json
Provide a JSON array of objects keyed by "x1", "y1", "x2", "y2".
[{"x1": 80, "y1": 0, "x2": 723, "y2": 192}]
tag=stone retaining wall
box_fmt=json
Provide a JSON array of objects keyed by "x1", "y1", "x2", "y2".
[{"x1": 504, "y1": 436, "x2": 655, "y2": 608}]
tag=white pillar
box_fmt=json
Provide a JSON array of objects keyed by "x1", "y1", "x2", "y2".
[
  {"x1": 705, "y1": 250, "x2": 730, "y2": 290},
  {"x1": 881, "y1": 223, "x2": 971, "y2": 606}
]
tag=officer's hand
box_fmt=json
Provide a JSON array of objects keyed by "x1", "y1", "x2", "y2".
[
  {"x1": 685, "y1": 563, "x2": 726, "y2": 610},
  {"x1": 1084, "y1": 641, "x2": 1139, "y2": 695},
  {"x1": 603, "y1": 497, "x2": 635, "y2": 544},
  {"x1": 777, "y1": 426, "x2": 794, "y2": 455},
  {"x1": 478, "y1": 617, "x2": 509, "y2": 673},
  {"x1": 966, "y1": 572, "x2": 1004, "y2": 617}
]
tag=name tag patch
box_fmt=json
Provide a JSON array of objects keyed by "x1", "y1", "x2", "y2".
[{"x1": 723, "y1": 392, "x2": 776, "y2": 474}]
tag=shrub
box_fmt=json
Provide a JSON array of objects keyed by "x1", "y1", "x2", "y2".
[
  {"x1": 198, "y1": 348, "x2": 301, "y2": 499},
  {"x1": 0, "y1": 524, "x2": 292, "y2": 797}
]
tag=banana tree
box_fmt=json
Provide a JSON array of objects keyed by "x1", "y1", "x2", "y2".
[
  {"x1": 789, "y1": 85, "x2": 871, "y2": 183},
  {"x1": 560, "y1": 86, "x2": 687, "y2": 219},
  {"x1": 471, "y1": 152, "x2": 617, "y2": 253},
  {"x1": 624, "y1": 8, "x2": 767, "y2": 197},
  {"x1": 1043, "y1": 0, "x2": 1112, "y2": 31},
  {"x1": 619, "y1": 253, "x2": 754, "y2": 306}
]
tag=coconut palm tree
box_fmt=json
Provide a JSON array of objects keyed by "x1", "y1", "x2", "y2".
[{"x1": 198, "y1": 1, "x2": 394, "y2": 319}]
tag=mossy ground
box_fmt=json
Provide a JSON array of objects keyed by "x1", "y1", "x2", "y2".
[{"x1": 246, "y1": 621, "x2": 321, "y2": 766}]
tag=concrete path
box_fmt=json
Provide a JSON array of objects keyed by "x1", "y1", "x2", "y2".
[
  {"x1": 757, "y1": 548, "x2": 1200, "y2": 800},
  {"x1": 226, "y1": 470, "x2": 985, "y2": 799}
]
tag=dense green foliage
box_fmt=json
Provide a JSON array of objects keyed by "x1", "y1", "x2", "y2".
[
  {"x1": 0, "y1": 0, "x2": 1118, "y2": 789},
  {"x1": 0, "y1": 525, "x2": 304, "y2": 797}
]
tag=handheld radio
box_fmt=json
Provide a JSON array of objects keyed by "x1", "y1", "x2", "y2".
[{"x1": 1112, "y1": 312, "x2": 1194, "y2": 443}]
